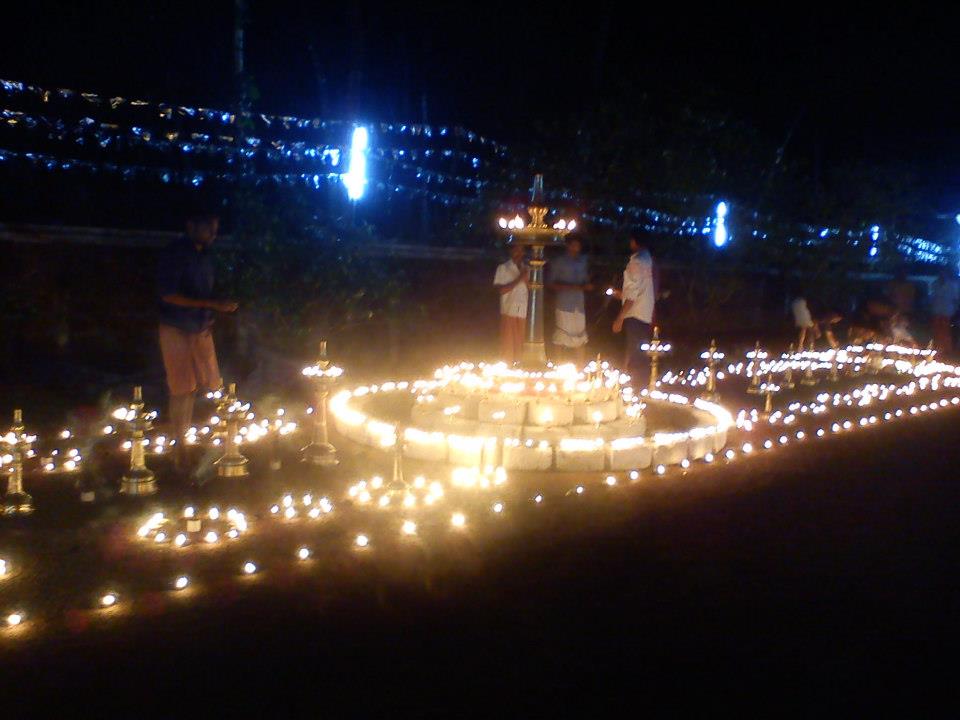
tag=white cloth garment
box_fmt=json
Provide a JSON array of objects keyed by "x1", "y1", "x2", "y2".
[
  {"x1": 622, "y1": 250, "x2": 654, "y2": 323},
  {"x1": 792, "y1": 297, "x2": 814, "y2": 328},
  {"x1": 494, "y1": 260, "x2": 528, "y2": 318},
  {"x1": 553, "y1": 309, "x2": 588, "y2": 347}
]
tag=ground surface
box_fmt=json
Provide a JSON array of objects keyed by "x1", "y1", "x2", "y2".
[{"x1": 2, "y1": 383, "x2": 958, "y2": 715}]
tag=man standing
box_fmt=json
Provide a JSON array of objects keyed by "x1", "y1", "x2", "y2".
[
  {"x1": 494, "y1": 244, "x2": 528, "y2": 364},
  {"x1": 930, "y1": 268, "x2": 959, "y2": 355},
  {"x1": 612, "y1": 236, "x2": 656, "y2": 379},
  {"x1": 547, "y1": 236, "x2": 592, "y2": 366},
  {"x1": 157, "y1": 210, "x2": 237, "y2": 469}
]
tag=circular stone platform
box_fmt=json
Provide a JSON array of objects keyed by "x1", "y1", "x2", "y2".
[{"x1": 329, "y1": 361, "x2": 733, "y2": 473}]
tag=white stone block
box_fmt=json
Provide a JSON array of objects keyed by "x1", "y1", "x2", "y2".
[
  {"x1": 520, "y1": 426, "x2": 569, "y2": 445},
  {"x1": 556, "y1": 439, "x2": 606, "y2": 471},
  {"x1": 527, "y1": 400, "x2": 575, "y2": 427},
  {"x1": 403, "y1": 428, "x2": 448, "y2": 463},
  {"x1": 687, "y1": 432, "x2": 713, "y2": 460},
  {"x1": 477, "y1": 423, "x2": 523, "y2": 439},
  {"x1": 606, "y1": 438, "x2": 653, "y2": 470},
  {"x1": 478, "y1": 398, "x2": 528, "y2": 425},
  {"x1": 446, "y1": 434, "x2": 498, "y2": 467},
  {"x1": 573, "y1": 399, "x2": 619, "y2": 424},
  {"x1": 502, "y1": 440, "x2": 554, "y2": 471},
  {"x1": 436, "y1": 391, "x2": 480, "y2": 416},
  {"x1": 712, "y1": 429, "x2": 728, "y2": 453},
  {"x1": 411, "y1": 401, "x2": 440, "y2": 426},
  {"x1": 652, "y1": 439, "x2": 688, "y2": 466}
]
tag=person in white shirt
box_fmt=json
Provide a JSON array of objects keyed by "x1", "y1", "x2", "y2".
[
  {"x1": 612, "y1": 237, "x2": 656, "y2": 378},
  {"x1": 494, "y1": 245, "x2": 529, "y2": 364}
]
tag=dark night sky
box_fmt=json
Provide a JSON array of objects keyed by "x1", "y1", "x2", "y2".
[{"x1": 3, "y1": 2, "x2": 960, "y2": 207}]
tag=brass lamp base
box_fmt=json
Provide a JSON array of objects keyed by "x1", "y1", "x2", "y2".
[
  {"x1": 301, "y1": 442, "x2": 339, "y2": 467},
  {"x1": 120, "y1": 467, "x2": 157, "y2": 496},
  {"x1": 520, "y1": 341, "x2": 548, "y2": 368},
  {"x1": 3, "y1": 491, "x2": 34, "y2": 516},
  {"x1": 215, "y1": 455, "x2": 249, "y2": 478}
]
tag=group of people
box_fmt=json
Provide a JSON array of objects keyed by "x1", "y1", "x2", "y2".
[
  {"x1": 494, "y1": 236, "x2": 657, "y2": 378},
  {"x1": 790, "y1": 267, "x2": 960, "y2": 354},
  {"x1": 161, "y1": 210, "x2": 666, "y2": 471},
  {"x1": 158, "y1": 209, "x2": 960, "y2": 476}
]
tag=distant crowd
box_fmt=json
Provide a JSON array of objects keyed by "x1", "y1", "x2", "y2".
[
  {"x1": 493, "y1": 236, "x2": 960, "y2": 376},
  {"x1": 791, "y1": 269, "x2": 960, "y2": 354},
  {"x1": 494, "y1": 235, "x2": 658, "y2": 377}
]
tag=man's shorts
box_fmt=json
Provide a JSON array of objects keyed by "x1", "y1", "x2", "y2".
[{"x1": 158, "y1": 324, "x2": 222, "y2": 396}]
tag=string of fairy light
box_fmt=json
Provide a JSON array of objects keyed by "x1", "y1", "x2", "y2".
[{"x1": 3, "y1": 340, "x2": 960, "y2": 634}]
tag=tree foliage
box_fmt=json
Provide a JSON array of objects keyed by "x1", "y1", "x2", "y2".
[{"x1": 221, "y1": 186, "x2": 420, "y2": 354}]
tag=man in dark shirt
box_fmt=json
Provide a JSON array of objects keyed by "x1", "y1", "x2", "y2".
[{"x1": 157, "y1": 210, "x2": 237, "y2": 469}]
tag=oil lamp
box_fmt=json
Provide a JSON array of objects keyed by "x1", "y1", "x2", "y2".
[
  {"x1": 746, "y1": 341, "x2": 766, "y2": 394},
  {"x1": 301, "y1": 339, "x2": 342, "y2": 467},
  {"x1": 641, "y1": 326, "x2": 671, "y2": 392},
  {"x1": 2, "y1": 409, "x2": 34, "y2": 514},
  {"x1": 214, "y1": 383, "x2": 249, "y2": 478},
  {"x1": 120, "y1": 386, "x2": 157, "y2": 496},
  {"x1": 700, "y1": 339, "x2": 724, "y2": 402}
]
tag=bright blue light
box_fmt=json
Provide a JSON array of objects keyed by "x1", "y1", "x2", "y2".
[
  {"x1": 955, "y1": 214, "x2": 960, "y2": 226},
  {"x1": 713, "y1": 201, "x2": 729, "y2": 248},
  {"x1": 870, "y1": 225, "x2": 880, "y2": 242},
  {"x1": 343, "y1": 126, "x2": 369, "y2": 201},
  {"x1": 819, "y1": 228, "x2": 830, "y2": 238},
  {"x1": 869, "y1": 246, "x2": 878, "y2": 257}
]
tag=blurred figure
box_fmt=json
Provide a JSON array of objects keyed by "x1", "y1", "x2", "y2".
[
  {"x1": 494, "y1": 244, "x2": 528, "y2": 365},
  {"x1": 158, "y1": 209, "x2": 237, "y2": 470},
  {"x1": 889, "y1": 313, "x2": 918, "y2": 347},
  {"x1": 930, "y1": 268, "x2": 959, "y2": 355},
  {"x1": 886, "y1": 269, "x2": 916, "y2": 317},
  {"x1": 547, "y1": 236, "x2": 592, "y2": 366},
  {"x1": 612, "y1": 236, "x2": 655, "y2": 380},
  {"x1": 818, "y1": 309, "x2": 843, "y2": 349},
  {"x1": 791, "y1": 296, "x2": 818, "y2": 349},
  {"x1": 849, "y1": 296, "x2": 894, "y2": 345}
]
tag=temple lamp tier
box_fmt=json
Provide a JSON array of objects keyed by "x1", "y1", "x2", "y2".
[
  {"x1": 760, "y1": 374, "x2": 781, "y2": 420},
  {"x1": 700, "y1": 340, "x2": 724, "y2": 402},
  {"x1": 213, "y1": 383, "x2": 250, "y2": 478},
  {"x1": 640, "y1": 326, "x2": 672, "y2": 392},
  {"x1": 2, "y1": 409, "x2": 35, "y2": 515},
  {"x1": 301, "y1": 340, "x2": 344, "y2": 467},
  {"x1": 496, "y1": 174, "x2": 577, "y2": 368},
  {"x1": 746, "y1": 342, "x2": 768, "y2": 394}
]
